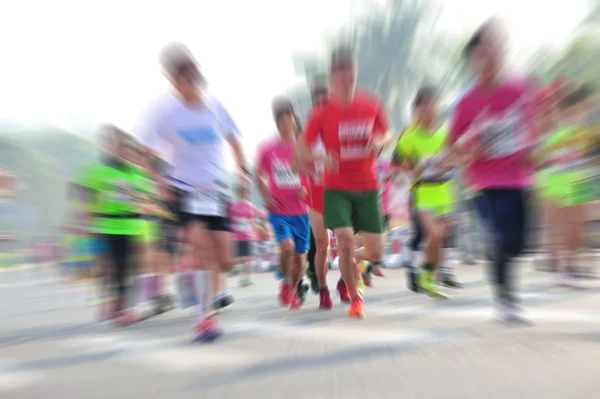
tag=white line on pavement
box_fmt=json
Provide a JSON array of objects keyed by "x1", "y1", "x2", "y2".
[{"x1": 0, "y1": 358, "x2": 44, "y2": 392}]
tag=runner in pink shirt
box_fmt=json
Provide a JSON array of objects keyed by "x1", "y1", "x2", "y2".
[
  {"x1": 255, "y1": 97, "x2": 310, "y2": 310},
  {"x1": 449, "y1": 19, "x2": 537, "y2": 324},
  {"x1": 230, "y1": 184, "x2": 261, "y2": 287}
]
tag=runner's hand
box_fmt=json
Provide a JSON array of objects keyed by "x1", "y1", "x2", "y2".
[
  {"x1": 264, "y1": 195, "x2": 281, "y2": 212},
  {"x1": 366, "y1": 136, "x2": 385, "y2": 156},
  {"x1": 322, "y1": 154, "x2": 338, "y2": 172}
]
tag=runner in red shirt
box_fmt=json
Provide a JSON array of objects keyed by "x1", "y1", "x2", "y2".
[
  {"x1": 296, "y1": 48, "x2": 390, "y2": 318},
  {"x1": 296, "y1": 79, "x2": 345, "y2": 309}
]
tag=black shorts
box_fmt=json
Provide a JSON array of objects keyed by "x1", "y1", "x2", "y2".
[
  {"x1": 175, "y1": 188, "x2": 231, "y2": 232},
  {"x1": 236, "y1": 241, "x2": 252, "y2": 257}
]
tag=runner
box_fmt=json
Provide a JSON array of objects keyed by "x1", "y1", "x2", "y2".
[
  {"x1": 77, "y1": 125, "x2": 149, "y2": 326},
  {"x1": 450, "y1": 20, "x2": 538, "y2": 323},
  {"x1": 256, "y1": 97, "x2": 310, "y2": 309},
  {"x1": 138, "y1": 43, "x2": 250, "y2": 341},
  {"x1": 230, "y1": 181, "x2": 261, "y2": 287},
  {"x1": 536, "y1": 86, "x2": 595, "y2": 283},
  {"x1": 295, "y1": 80, "x2": 344, "y2": 309},
  {"x1": 303, "y1": 79, "x2": 330, "y2": 295},
  {"x1": 393, "y1": 87, "x2": 459, "y2": 299},
  {"x1": 296, "y1": 47, "x2": 390, "y2": 318}
]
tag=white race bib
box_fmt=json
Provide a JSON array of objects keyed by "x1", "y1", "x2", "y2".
[
  {"x1": 183, "y1": 186, "x2": 228, "y2": 216},
  {"x1": 236, "y1": 219, "x2": 253, "y2": 233},
  {"x1": 479, "y1": 106, "x2": 526, "y2": 160},
  {"x1": 273, "y1": 160, "x2": 300, "y2": 189}
]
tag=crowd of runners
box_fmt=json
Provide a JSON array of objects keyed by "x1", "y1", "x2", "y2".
[{"x1": 55, "y1": 18, "x2": 599, "y2": 341}]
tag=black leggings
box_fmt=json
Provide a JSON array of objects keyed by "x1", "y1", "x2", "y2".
[
  {"x1": 307, "y1": 228, "x2": 317, "y2": 277},
  {"x1": 106, "y1": 234, "x2": 133, "y2": 299},
  {"x1": 474, "y1": 189, "x2": 528, "y2": 304}
]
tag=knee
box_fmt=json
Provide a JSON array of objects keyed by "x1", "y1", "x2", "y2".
[
  {"x1": 315, "y1": 237, "x2": 329, "y2": 256},
  {"x1": 280, "y1": 240, "x2": 294, "y2": 256},
  {"x1": 336, "y1": 233, "x2": 354, "y2": 252}
]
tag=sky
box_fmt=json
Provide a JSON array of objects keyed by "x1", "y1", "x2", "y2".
[{"x1": 0, "y1": 0, "x2": 591, "y2": 156}]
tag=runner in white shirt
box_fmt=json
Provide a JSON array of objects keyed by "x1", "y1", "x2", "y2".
[{"x1": 137, "y1": 43, "x2": 250, "y2": 342}]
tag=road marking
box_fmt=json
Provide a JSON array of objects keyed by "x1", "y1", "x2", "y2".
[
  {"x1": 62, "y1": 331, "x2": 260, "y2": 371},
  {"x1": 0, "y1": 358, "x2": 44, "y2": 392}
]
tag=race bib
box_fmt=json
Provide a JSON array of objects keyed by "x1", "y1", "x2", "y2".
[
  {"x1": 477, "y1": 103, "x2": 528, "y2": 160},
  {"x1": 235, "y1": 219, "x2": 253, "y2": 233},
  {"x1": 273, "y1": 160, "x2": 300, "y2": 189},
  {"x1": 183, "y1": 185, "x2": 229, "y2": 216}
]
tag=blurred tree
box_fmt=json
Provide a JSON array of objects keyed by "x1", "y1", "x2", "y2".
[{"x1": 291, "y1": 0, "x2": 471, "y2": 133}]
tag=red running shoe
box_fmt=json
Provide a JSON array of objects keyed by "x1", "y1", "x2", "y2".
[
  {"x1": 336, "y1": 280, "x2": 351, "y2": 303},
  {"x1": 319, "y1": 289, "x2": 333, "y2": 310},
  {"x1": 278, "y1": 282, "x2": 291, "y2": 306},
  {"x1": 289, "y1": 293, "x2": 302, "y2": 310},
  {"x1": 348, "y1": 297, "x2": 365, "y2": 319}
]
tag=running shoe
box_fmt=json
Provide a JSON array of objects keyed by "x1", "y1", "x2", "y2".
[
  {"x1": 239, "y1": 277, "x2": 253, "y2": 287},
  {"x1": 319, "y1": 288, "x2": 333, "y2": 310},
  {"x1": 212, "y1": 293, "x2": 234, "y2": 312},
  {"x1": 278, "y1": 282, "x2": 292, "y2": 306},
  {"x1": 193, "y1": 316, "x2": 223, "y2": 342},
  {"x1": 405, "y1": 266, "x2": 420, "y2": 293},
  {"x1": 348, "y1": 297, "x2": 365, "y2": 319},
  {"x1": 306, "y1": 268, "x2": 319, "y2": 294},
  {"x1": 362, "y1": 270, "x2": 373, "y2": 288},
  {"x1": 495, "y1": 304, "x2": 532, "y2": 326},
  {"x1": 441, "y1": 276, "x2": 464, "y2": 289},
  {"x1": 156, "y1": 294, "x2": 176, "y2": 314},
  {"x1": 297, "y1": 279, "x2": 309, "y2": 303},
  {"x1": 336, "y1": 279, "x2": 351, "y2": 303},
  {"x1": 289, "y1": 293, "x2": 303, "y2": 310},
  {"x1": 419, "y1": 269, "x2": 448, "y2": 299},
  {"x1": 371, "y1": 263, "x2": 385, "y2": 277}
]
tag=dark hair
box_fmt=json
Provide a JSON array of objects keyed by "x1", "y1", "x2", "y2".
[
  {"x1": 462, "y1": 19, "x2": 498, "y2": 61},
  {"x1": 413, "y1": 87, "x2": 437, "y2": 109},
  {"x1": 559, "y1": 86, "x2": 591, "y2": 109},
  {"x1": 329, "y1": 46, "x2": 356, "y2": 71}
]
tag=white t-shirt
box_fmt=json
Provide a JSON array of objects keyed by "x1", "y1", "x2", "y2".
[{"x1": 137, "y1": 93, "x2": 241, "y2": 216}]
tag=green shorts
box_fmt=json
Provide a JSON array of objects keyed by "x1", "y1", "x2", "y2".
[{"x1": 323, "y1": 190, "x2": 383, "y2": 233}]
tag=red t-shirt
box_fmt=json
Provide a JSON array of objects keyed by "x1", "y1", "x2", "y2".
[{"x1": 302, "y1": 92, "x2": 389, "y2": 191}]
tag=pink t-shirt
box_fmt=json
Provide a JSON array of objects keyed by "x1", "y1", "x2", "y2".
[
  {"x1": 376, "y1": 159, "x2": 392, "y2": 215},
  {"x1": 256, "y1": 138, "x2": 308, "y2": 216},
  {"x1": 449, "y1": 76, "x2": 537, "y2": 190},
  {"x1": 230, "y1": 201, "x2": 259, "y2": 241}
]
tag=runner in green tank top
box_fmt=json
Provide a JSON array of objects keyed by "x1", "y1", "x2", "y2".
[
  {"x1": 534, "y1": 88, "x2": 593, "y2": 280},
  {"x1": 392, "y1": 87, "x2": 458, "y2": 299},
  {"x1": 77, "y1": 126, "x2": 151, "y2": 325}
]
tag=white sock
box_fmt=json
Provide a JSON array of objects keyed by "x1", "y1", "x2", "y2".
[{"x1": 194, "y1": 270, "x2": 210, "y2": 322}]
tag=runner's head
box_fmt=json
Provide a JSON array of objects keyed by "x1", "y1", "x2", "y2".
[
  {"x1": 160, "y1": 43, "x2": 206, "y2": 103},
  {"x1": 311, "y1": 77, "x2": 329, "y2": 106},
  {"x1": 329, "y1": 47, "x2": 357, "y2": 102},
  {"x1": 463, "y1": 18, "x2": 507, "y2": 84},
  {"x1": 558, "y1": 86, "x2": 590, "y2": 124},
  {"x1": 272, "y1": 96, "x2": 297, "y2": 140},
  {"x1": 413, "y1": 86, "x2": 437, "y2": 127}
]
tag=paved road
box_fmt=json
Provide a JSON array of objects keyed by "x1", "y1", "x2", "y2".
[{"x1": 1, "y1": 263, "x2": 600, "y2": 398}]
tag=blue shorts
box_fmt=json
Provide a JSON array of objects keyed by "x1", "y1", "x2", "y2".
[
  {"x1": 91, "y1": 238, "x2": 107, "y2": 255},
  {"x1": 268, "y1": 214, "x2": 310, "y2": 253}
]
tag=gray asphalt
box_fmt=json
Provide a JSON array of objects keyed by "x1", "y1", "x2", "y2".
[{"x1": 1, "y1": 262, "x2": 600, "y2": 398}]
